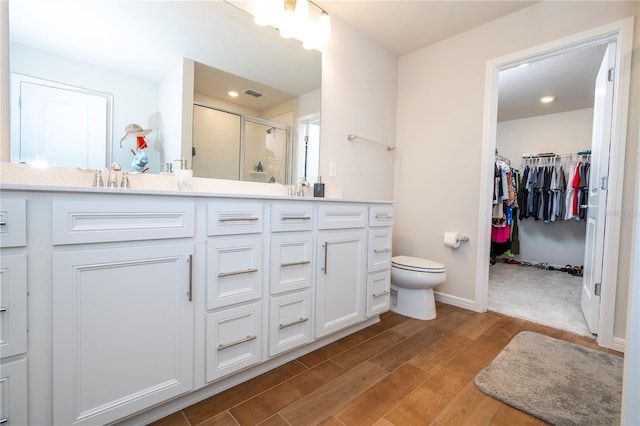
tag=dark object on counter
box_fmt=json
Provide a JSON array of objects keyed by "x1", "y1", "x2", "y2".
[{"x1": 314, "y1": 176, "x2": 325, "y2": 197}]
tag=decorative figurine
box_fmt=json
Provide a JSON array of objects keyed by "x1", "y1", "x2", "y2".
[{"x1": 119, "y1": 124, "x2": 151, "y2": 172}]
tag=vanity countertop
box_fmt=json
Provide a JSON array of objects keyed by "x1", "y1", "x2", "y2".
[{"x1": 0, "y1": 163, "x2": 394, "y2": 204}]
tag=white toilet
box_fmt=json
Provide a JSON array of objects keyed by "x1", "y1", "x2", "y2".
[{"x1": 390, "y1": 255, "x2": 446, "y2": 320}]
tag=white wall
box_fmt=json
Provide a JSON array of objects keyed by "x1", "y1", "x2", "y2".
[
  {"x1": 320, "y1": 16, "x2": 398, "y2": 200},
  {"x1": 496, "y1": 108, "x2": 594, "y2": 266},
  {"x1": 10, "y1": 44, "x2": 160, "y2": 171},
  {"x1": 394, "y1": 1, "x2": 640, "y2": 343}
]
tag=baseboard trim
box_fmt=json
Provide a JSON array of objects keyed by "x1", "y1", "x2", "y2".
[
  {"x1": 612, "y1": 336, "x2": 626, "y2": 353},
  {"x1": 434, "y1": 292, "x2": 479, "y2": 312}
]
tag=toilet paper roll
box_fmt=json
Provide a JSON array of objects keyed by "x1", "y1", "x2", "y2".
[{"x1": 443, "y1": 232, "x2": 461, "y2": 248}]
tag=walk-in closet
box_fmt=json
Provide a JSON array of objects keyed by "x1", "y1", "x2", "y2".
[{"x1": 488, "y1": 42, "x2": 610, "y2": 337}]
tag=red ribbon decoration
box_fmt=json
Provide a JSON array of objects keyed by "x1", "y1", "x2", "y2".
[{"x1": 136, "y1": 136, "x2": 148, "y2": 150}]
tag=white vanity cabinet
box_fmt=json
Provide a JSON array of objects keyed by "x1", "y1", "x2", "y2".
[
  {"x1": 0, "y1": 185, "x2": 394, "y2": 426},
  {"x1": 366, "y1": 206, "x2": 394, "y2": 317},
  {"x1": 268, "y1": 202, "x2": 314, "y2": 356},
  {"x1": 0, "y1": 198, "x2": 29, "y2": 426},
  {"x1": 315, "y1": 205, "x2": 368, "y2": 338},
  {"x1": 51, "y1": 200, "x2": 195, "y2": 426},
  {"x1": 205, "y1": 200, "x2": 265, "y2": 382}
]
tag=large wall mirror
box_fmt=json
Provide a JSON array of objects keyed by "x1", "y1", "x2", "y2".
[{"x1": 7, "y1": 0, "x2": 321, "y2": 184}]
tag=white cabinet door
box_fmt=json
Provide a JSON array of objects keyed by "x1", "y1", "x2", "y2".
[
  {"x1": 269, "y1": 290, "x2": 312, "y2": 356},
  {"x1": 206, "y1": 301, "x2": 262, "y2": 382},
  {"x1": 367, "y1": 228, "x2": 393, "y2": 273},
  {"x1": 315, "y1": 229, "x2": 366, "y2": 338},
  {"x1": 270, "y1": 232, "x2": 313, "y2": 295},
  {"x1": 0, "y1": 254, "x2": 27, "y2": 359},
  {"x1": 366, "y1": 270, "x2": 391, "y2": 317},
  {"x1": 206, "y1": 236, "x2": 263, "y2": 309},
  {"x1": 52, "y1": 244, "x2": 194, "y2": 426},
  {"x1": 0, "y1": 358, "x2": 28, "y2": 426}
]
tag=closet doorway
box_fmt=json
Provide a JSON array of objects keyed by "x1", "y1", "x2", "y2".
[{"x1": 479, "y1": 18, "x2": 633, "y2": 350}]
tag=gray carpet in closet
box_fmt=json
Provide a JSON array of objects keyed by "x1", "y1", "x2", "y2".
[{"x1": 488, "y1": 262, "x2": 593, "y2": 337}]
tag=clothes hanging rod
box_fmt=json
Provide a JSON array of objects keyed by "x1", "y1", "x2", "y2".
[
  {"x1": 347, "y1": 134, "x2": 396, "y2": 151},
  {"x1": 521, "y1": 151, "x2": 591, "y2": 159}
]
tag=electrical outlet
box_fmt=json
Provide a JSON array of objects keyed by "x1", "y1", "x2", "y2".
[{"x1": 329, "y1": 162, "x2": 337, "y2": 177}]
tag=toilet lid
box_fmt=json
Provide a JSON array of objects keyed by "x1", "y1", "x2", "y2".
[{"x1": 392, "y1": 255, "x2": 446, "y2": 272}]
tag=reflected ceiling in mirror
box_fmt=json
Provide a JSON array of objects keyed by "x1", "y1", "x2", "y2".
[{"x1": 9, "y1": 0, "x2": 321, "y2": 91}]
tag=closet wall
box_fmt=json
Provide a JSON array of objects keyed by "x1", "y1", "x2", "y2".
[{"x1": 496, "y1": 107, "x2": 593, "y2": 266}]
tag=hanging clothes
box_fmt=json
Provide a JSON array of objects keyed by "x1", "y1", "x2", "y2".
[
  {"x1": 491, "y1": 157, "x2": 519, "y2": 260},
  {"x1": 517, "y1": 153, "x2": 590, "y2": 224}
]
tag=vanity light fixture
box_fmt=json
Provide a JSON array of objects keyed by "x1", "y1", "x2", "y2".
[
  {"x1": 539, "y1": 95, "x2": 557, "y2": 103},
  {"x1": 253, "y1": 0, "x2": 331, "y2": 51}
]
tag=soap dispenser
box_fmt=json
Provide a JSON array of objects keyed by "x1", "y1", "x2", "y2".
[
  {"x1": 313, "y1": 176, "x2": 325, "y2": 198},
  {"x1": 174, "y1": 158, "x2": 192, "y2": 191}
]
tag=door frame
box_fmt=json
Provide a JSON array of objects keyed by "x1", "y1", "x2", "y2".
[{"x1": 476, "y1": 17, "x2": 634, "y2": 351}]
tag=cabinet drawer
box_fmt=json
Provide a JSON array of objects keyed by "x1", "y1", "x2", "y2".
[
  {"x1": 269, "y1": 290, "x2": 312, "y2": 356},
  {"x1": 0, "y1": 199, "x2": 26, "y2": 248},
  {"x1": 0, "y1": 255, "x2": 27, "y2": 359},
  {"x1": 206, "y1": 237, "x2": 263, "y2": 309},
  {"x1": 270, "y1": 203, "x2": 314, "y2": 232},
  {"x1": 317, "y1": 205, "x2": 367, "y2": 230},
  {"x1": 207, "y1": 201, "x2": 263, "y2": 236},
  {"x1": 368, "y1": 228, "x2": 393, "y2": 272},
  {"x1": 0, "y1": 357, "x2": 28, "y2": 426},
  {"x1": 369, "y1": 205, "x2": 394, "y2": 227},
  {"x1": 52, "y1": 200, "x2": 195, "y2": 245},
  {"x1": 366, "y1": 270, "x2": 391, "y2": 317},
  {"x1": 270, "y1": 233, "x2": 313, "y2": 295},
  {"x1": 206, "y1": 301, "x2": 262, "y2": 382}
]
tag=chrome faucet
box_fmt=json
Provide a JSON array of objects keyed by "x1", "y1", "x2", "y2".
[
  {"x1": 107, "y1": 163, "x2": 121, "y2": 188},
  {"x1": 296, "y1": 178, "x2": 310, "y2": 197}
]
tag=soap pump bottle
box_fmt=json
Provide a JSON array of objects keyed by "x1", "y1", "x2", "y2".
[
  {"x1": 174, "y1": 158, "x2": 193, "y2": 191},
  {"x1": 313, "y1": 176, "x2": 325, "y2": 198}
]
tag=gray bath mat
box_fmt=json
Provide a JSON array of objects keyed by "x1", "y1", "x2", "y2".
[{"x1": 475, "y1": 331, "x2": 623, "y2": 425}]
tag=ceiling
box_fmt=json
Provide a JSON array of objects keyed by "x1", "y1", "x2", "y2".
[{"x1": 319, "y1": 0, "x2": 606, "y2": 121}]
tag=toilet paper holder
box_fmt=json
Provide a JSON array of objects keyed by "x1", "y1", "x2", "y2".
[{"x1": 457, "y1": 235, "x2": 470, "y2": 243}]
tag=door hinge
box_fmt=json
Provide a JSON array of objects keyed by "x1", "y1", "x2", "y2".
[
  {"x1": 595, "y1": 282, "x2": 602, "y2": 296},
  {"x1": 608, "y1": 68, "x2": 614, "y2": 82},
  {"x1": 19, "y1": 95, "x2": 22, "y2": 109}
]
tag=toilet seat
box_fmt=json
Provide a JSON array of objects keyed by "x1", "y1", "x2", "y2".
[{"x1": 391, "y1": 255, "x2": 445, "y2": 273}]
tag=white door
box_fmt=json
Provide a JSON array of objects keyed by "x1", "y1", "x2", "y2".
[
  {"x1": 315, "y1": 229, "x2": 366, "y2": 338},
  {"x1": 581, "y1": 42, "x2": 616, "y2": 334},
  {"x1": 17, "y1": 78, "x2": 109, "y2": 169},
  {"x1": 52, "y1": 244, "x2": 194, "y2": 425}
]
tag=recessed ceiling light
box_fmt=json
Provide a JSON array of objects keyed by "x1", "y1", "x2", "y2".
[
  {"x1": 518, "y1": 63, "x2": 530, "y2": 68},
  {"x1": 228, "y1": 91, "x2": 239, "y2": 97},
  {"x1": 539, "y1": 95, "x2": 556, "y2": 103}
]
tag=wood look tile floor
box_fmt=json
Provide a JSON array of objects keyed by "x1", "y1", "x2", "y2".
[{"x1": 150, "y1": 304, "x2": 622, "y2": 426}]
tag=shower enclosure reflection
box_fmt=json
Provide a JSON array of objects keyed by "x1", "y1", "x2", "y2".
[{"x1": 192, "y1": 104, "x2": 290, "y2": 184}]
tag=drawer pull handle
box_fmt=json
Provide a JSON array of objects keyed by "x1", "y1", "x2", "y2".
[
  {"x1": 0, "y1": 221, "x2": 6, "y2": 226},
  {"x1": 374, "y1": 248, "x2": 391, "y2": 253},
  {"x1": 281, "y1": 260, "x2": 311, "y2": 268},
  {"x1": 279, "y1": 317, "x2": 309, "y2": 329},
  {"x1": 0, "y1": 307, "x2": 6, "y2": 312},
  {"x1": 218, "y1": 335, "x2": 257, "y2": 350},
  {"x1": 281, "y1": 215, "x2": 311, "y2": 221},
  {"x1": 0, "y1": 417, "x2": 8, "y2": 424},
  {"x1": 218, "y1": 217, "x2": 259, "y2": 222},
  {"x1": 187, "y1": 255, "x2": 193, "y2": 302},
  {"x1": 372, "y1": 290, "x2": 391, "y2": 298},
  {"x1": 218, "y1": 268, "x2": 258, "y2": 278},
  {"x1": 322, "y1": 243, "x2": 328, "y2": 275},
  {"x1": 375, "y1": 214, "x2": 393, "y2": 219}
]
